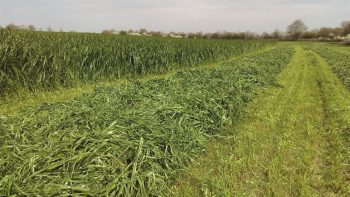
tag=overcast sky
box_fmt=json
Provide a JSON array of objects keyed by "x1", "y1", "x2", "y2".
[{"x1": 0, "y1": 0, "x2": 349, "y2": 33}]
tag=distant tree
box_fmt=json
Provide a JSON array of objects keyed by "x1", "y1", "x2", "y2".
[
  {"x1": 247, "y1": 31, "x2": 259, "y2": 39},
  {"x1": 119, "y1": 30, "x2": 127, "y2": 35},
  {"x1": 287, "y1": 20, "x2": 308, "y2": 40},
  {"x1": 148, "y1": 31, "x2": 162, "y2": 37},
  {"x1": 272, "y1": 29, "x2": 282, "y2": 39},
  {"x1": 187, "y1": 32, "x2": 204, "y2": 39},
  {"x1": 187, "y1": 32, "x2": 196, "y2": 38},
  {"x1": 262, "y1": 32, "x2": 271, "y2": 39},
  {"x1": 211, "y1": 32, "x2": 221, "y2": 39},
  {"x1": 101, "y1": 29, "x2": 114, "y2": 34},
  {"x1": 178, "y1": 32, "x2": 187, "y2": 38},
  {"x1": 332, "y1": 27, "x2": 344, "y2": 37},
  {"x1": 317, "y1": 27, "x2": 343, "y2": 39},
  {"x1": 28, "y1": 25, "x2": 36, "y2": 31},
  {"x1": 341, "y1": 21, "x2": 350, "y2": 36},
  {"x1": 303, "y1": 31, "x2": 318, "y2": 39},
  {"x1": 222, "y1": 31, "x2": 235, "y2": 39},
  {"x1": 139, "y1": 28, "x2": 148, "y2": 34},
  {"x1": 195, "y1": 31, "x2": 204, "y2": 38},
  {"x1": 202, "y1": 32, "x2": 210, "y2": 39},
  {"x1": 318, "y1": 27, "x2": 333, "y2": 38},
  {"x1": 6, "y1": 23, "x2": 18, "y2": 30}
]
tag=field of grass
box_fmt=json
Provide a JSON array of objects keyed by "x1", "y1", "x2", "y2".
[
  {"x1": 172, "y1": 46, "x2": 350, "y2": 196},
  {"x1": 0, "y1": 41, "x2": 292, "y2": 195},
  {"x1": 0, "y1": 30, "x2": 271, "y2": 98},
  {"x1": 0, "y1": 32, "x2": 349, "y2": 196}
]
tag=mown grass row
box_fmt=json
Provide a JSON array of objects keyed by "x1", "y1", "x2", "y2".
[
  {"x1": 0, "y1": 30, "x2": 271, "y2": 97},
  {"x1": 308, "y1": 46, "x2": 350, "y2": 89},
  {"x1": 0, "y1": 47, "x2": 293, "y2": 196}
]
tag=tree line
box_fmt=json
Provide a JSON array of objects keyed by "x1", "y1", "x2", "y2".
[
  {"x1": 102, "y1": 20, "x2": 350, "y2": 40},
  {"x1": 0, "y1": 23, "x2": 66, "y2": 33},
  {"x1": 2, "y1": 20, "x2": 350, "y2": 41},
  {"x1": 287, "y1": 20, "x2": 350, "y2": 40}
]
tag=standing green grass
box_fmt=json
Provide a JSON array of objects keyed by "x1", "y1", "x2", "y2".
[
  {"x1": 0, "y1": 30, "x2": 271, "y2": 98},
  {"x1": 172, "y1": 46, "x2": 350, "y2": 196},
  {"x1": 0, "y1": 45, "x2": 276, "y2": 116}
]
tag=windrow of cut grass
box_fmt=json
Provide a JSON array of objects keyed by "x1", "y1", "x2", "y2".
[
  {"x1": 0, "y1": 47, "x2": 293, "y2": 196},
  {"x1": 308, "y1": 46, "x2": 350, "y2": 89},
  {"x1": 0, "y1": 30, "x2": 272, "y2": 97}
]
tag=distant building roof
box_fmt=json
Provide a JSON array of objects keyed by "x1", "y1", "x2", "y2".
[{"x1": 169, "y1": 34, "x2": 183, "y2": 38}]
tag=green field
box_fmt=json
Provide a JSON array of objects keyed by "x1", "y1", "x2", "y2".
[
  {"x1": 0, "y1": 31, "x2": 349, "y2": 196},
  {"x1": 0, "y1": 30, "x2": 269, "y2": 98}
]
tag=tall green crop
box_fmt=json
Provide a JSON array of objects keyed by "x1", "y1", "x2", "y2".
[{"x1": 0, "y1": 30, "x2": 272, "y2": 97}]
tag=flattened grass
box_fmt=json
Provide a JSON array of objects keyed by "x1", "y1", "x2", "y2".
[{"x1": 0, "y1": 47, "x2": 293, "y2": 196}]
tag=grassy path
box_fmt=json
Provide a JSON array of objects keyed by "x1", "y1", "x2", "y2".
[{"x1": 172, "y1": 47, "x2": 350, "y2": 196}]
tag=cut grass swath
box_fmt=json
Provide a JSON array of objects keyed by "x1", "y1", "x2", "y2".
[
  {"x1": 0, "y1": 47, "x2": 293, "y2": 196},
  {"x1": 307, "y1": 46, "x2": 350, "y2": 90}
]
